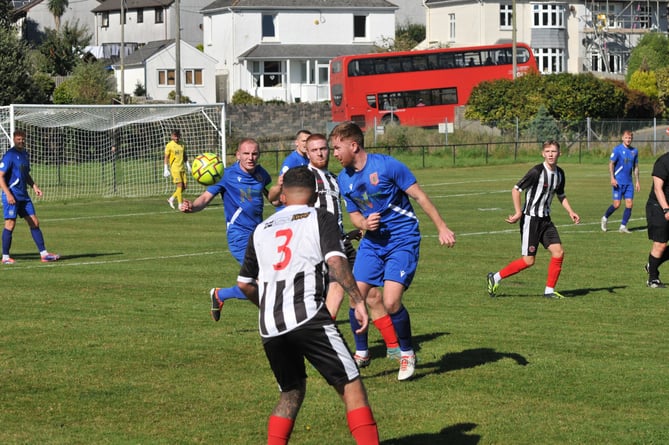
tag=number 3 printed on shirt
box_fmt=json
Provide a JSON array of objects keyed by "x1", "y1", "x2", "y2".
[{"x1": 272, "y1": 228, "x2": 293, "y2": 270}]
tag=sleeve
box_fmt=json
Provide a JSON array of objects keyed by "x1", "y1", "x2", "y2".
[
  {"x1": 515, "y1": 165, "x2": 540, "y2": 192},
  {"x1": 652, "y1": 156, "x2": 669, "y2": 180},
  {"x1": 387, "y1": 156, "x2": 417, "y2": 191},
  {"x1": 317, "y1": 209, "x2": 346, "y2": 260},
  {"x1": 238, "y1": 232, "x2": 259, "y2": 282}
]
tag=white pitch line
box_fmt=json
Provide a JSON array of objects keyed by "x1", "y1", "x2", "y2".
[{"x1": 2, "y1": 251, "x2": 225, "y2": 270}]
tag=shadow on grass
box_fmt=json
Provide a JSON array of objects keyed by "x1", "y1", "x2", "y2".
[
  {"x1": 493, "y1": 285, "x2": 627, "y2": 299},
  {"x1": 411, "y1": 347, "x2": 528, "y2": 381},
  {"x1": 6, "y1": 252, "x2": 124, "y2": 262},
  {"x1": 382, "y1": 422, "x2": 480, "y2": 445}
]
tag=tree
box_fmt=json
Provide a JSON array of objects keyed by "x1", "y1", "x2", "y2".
[
  {"x1": 37, "y1": 21, "x2": 90, "y2": 76},
  {"x1": 628, "y1": 69, "x2": 659, "y2": 98},
  {"x1": 47, "y1": 0, "x2": 69, "y2": 31},
  {"x1": 53, "y1": 62, "x2": 114, "y2": 104},
  {"x1": 626, "y1": 33, "x2": 669, "y2": 82},
  {"x1": 0, "y1": 26, "x2": 43, "y2": 105},
  {"x1": 375, "y1": 24, "x2": 426, "y2": 52},
  {"x1": 0, "y1": 0, "x2": 14, "y2": 28}
]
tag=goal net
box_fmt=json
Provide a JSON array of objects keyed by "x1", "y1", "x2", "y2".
[{"x1": 0, "y1": 104, "x2": 226, "y2": 201}]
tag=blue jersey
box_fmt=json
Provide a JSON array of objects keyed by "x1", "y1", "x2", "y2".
[
  {"x1": 338, "y1": 154, "x2": 420, "y2": 243},
  {"x1": 279, "y1": 150, "x2": 309, "y2": 176},
  {"x1": 610, "y1": 143, "x2": 638, "y2": 185},
  {"x1": 0, "y1": 147, "x2": 32, "y2": 201},
  {"x1": 207, "y1": 162, "x2": 271, "y2": 239}
]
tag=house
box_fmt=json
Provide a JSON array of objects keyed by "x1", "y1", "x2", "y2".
[
  {"x1": 91, "y1": 0, "x2": 211, "y2": 48},
  {"x1": 111, "y1": 39, "x2": 218, "y2": 103},
  {"x1": 423, "y1": 0, "x2": 669, "y2": 77},
  {"x1": 200, "y1": 0, "x2": 398, "y2": 103},
  {"x1": 14, "y1": 0, "x2": 98, "y2": 42}
]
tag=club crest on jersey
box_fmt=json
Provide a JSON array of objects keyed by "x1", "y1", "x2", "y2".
[
  {"x1": 369, "y1": 172, "x2": 379, "y2": 186},
  {"x1": 529, "y1": 246, "x2": 536, "y2": 253}
]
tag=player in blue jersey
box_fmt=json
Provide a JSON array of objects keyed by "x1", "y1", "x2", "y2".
[
  {"x1": 267, "y1": 129, "x2": 311, "y2": 207},
  {"x1": 600, "y1": 130, "x2": 640, "y2": 233},
  {"x1": 179, "y1": 138, "x2": 272, "y2": 320},
  {"x1": 487, "y1": 140, "x2": 580, "y2": 299},
  {"x1": 0, "y1": 130, "x2": 60, "y2": 264},
  {"x1": 330, "y1": 122, "x2": 456, "y2": 381}
]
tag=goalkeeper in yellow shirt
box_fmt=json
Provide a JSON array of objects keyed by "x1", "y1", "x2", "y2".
[{"x1": 163, "y1": 129, "x2": 190, "y2": 209}]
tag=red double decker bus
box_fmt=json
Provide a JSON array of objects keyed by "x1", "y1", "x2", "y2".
[{"x1": 330, "y1": 43, "x2": 537, "y2": 129}]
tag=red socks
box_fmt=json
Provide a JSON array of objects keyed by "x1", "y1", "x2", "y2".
[
  {"x1": 372, "y1": 315, "x2": 399, "y2": 349},
  {"x1": 546, "y1": 256, "x2": 564, "y2": 288},
  {"x1": 267, "y1": 415, "x2": 294, "y2": 445},
  {"x1": 499, "y1": 258, "x2": 531, "y2": 279},
  {"x1": 347, "y1": 406, "x2": 379, "y2": 445}
]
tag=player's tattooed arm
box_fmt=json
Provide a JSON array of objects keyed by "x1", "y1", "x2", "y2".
[{"x1": 327, "y1": 255, "x2": 364, "y2": 305}]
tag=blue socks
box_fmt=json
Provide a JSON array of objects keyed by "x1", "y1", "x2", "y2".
[
  {"x1": 216, "y1": 285, "x2": 247, "y2": 301},
  {"x1": 349, "y1": 307, "x2": 369, "y2": 351},
  {"x1": 390, "y1": 305, "x2": 413, "y2": 352}
]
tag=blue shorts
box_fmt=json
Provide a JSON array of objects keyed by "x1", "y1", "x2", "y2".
[
  {"x1": 227, "y1": 229, "x2": 253, "y2": 264},
  {"x1": 2, "y1": 197, "x2": 35, "y2": 220},
  {"x1": 353, "y1": 237, "x2": 420, "y2": 288},
  {"x1": 612, "y1": 184, "x2": 634, "y2": 201}
]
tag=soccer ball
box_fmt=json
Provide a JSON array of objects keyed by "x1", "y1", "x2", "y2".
[{"x1": 191, "y1": 153, "x2": 223, "y2": 186}]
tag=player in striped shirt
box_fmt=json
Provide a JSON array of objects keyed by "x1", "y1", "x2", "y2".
[
  {"x1": 487, "y1": 140, "x2": 580, "y2": 299},
  {"x1": 237, "y1": 166, "x2": 379, "y2": 445}
]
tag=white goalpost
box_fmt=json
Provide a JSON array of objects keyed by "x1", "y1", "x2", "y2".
[{"x1": 0, "y1": 104, "x2": 226, "y2": 201}]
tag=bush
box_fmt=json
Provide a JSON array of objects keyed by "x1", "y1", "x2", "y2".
[{"x1": 231, "y1": 89, "x2": 263, "y2": 105}]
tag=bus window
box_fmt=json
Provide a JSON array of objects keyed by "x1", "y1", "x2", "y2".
[
  {"x1": 387, "y1": 58, "x2": 402, "y2": 73},
  {"x1": 401, "y1": 56, "x2": 414, "y2": 71},
  {"x1": 517, "y1": 48, "x2": 530, "y2": 63},
  {"x1": 331, "y1": 60, "x2": 342, "y2": 74},
  {"x1": 413, "y1": 55, "x2": 428, "y2": 71},
  {"x1": 366, "y1": 94, "x2": 377, "y2": 108}
]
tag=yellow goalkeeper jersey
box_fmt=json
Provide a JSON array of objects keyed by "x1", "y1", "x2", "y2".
[{"x1": 165, "y1": 140, "x2": 186, "y2": 172}]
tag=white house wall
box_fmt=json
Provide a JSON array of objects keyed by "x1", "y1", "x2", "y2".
[
  {"x1": 203, "y1": 9, "x2": 394, "y2": 102},
  {"x1": 95, "y1": 8, "x2": 171, "y2": 45},
  {"x1": 145, "y1": 43, "x2": 217, "y2": 103}
]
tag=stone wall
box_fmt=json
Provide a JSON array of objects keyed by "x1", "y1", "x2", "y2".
[{"x1": 226, "y1": 102, "x2": 333, "y2": 142}]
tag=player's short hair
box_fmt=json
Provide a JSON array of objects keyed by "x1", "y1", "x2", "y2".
[
  {"x1": 14, "y1": 129, "x2": 26, "y2": 138},
  {"x1": 329, "y1": 122, "x2": 364, "y2": 148},
  {"x1": 295, "y1": 129, "x2": 312, "y2": 139},
  {"x1": 283, "y1": 166, "x2": 316, "y2": 191},
  {"x1": 171, "y1": 129, "x2": 181, "y2": 137},
  {"x1": 306, "y1": 133, "x2": 327, "y2": 145},
  {"x1": 542, "y1": 140, "x2": 560, "y2": 150}
]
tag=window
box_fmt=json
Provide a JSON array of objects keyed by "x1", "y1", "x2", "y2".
[
  {"x1": 500, "y1": 4, "x2": 512, "y2": 29},
  {"x1": 101, "y1": 12, "x2": 109, "y2": 28},
  {"x1": 252, "y1": 61, "x2": 283, "y2": 87},
  {"x1": 137, "y1": 9, "x2": 143, "y2": 24},
  {"x1": 532, "y1": 4, "x2": 565, "y2": 28},
  {"x1": 534, "y1": 48, "x2": 564, "y2": 73},
  {"x1": 588, "y1": 49, "x2": 623, "y2": 74},
  {"x1": 262, "y1": 14, "x2": 276, "y2": 38},
  {"x1": 158, "y1": 69, "x2": 176, "y2": 86},
  {"x1": 184, "y1": 69, "x2": 203, "y2": 85},
  {"x1": 449, "y1": 14, "x2": 456, "y2": 41},
  {"x1": 354, "y1": 15, "x2": 367, "y2": 38},
  {"x1": 155, "y1": 7, "x2": 164, "y2": 24}
]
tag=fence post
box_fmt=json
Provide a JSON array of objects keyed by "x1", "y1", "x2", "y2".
[
  {"x1": 587, "y1": 117, "x2": 591, "y2": 152},
  {"x1": 654, "y1": 117, "x2": 657, "y2": 156},
  {"x1": 422, "y1": 145, "x2": 425, "y2": 168},
  {"x1": 452, "y1": 145, "x2": 456, "y2": 166},
  {"x1": 515, "y1": 117, "x2": 519, "y2": 161}
]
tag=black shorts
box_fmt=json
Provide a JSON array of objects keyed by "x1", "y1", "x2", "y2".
[
  {"x1": 519, "y1": 214, "x2": 561, "y2": 256},
  {"x1": 646, "y1": 202, "x2": 669, "y2": 243},
  {"x1": 343, "y1": 236, "x2": 357, "y2": 268},
  {"x1": 262, "y1": 307, "x2": 360, "y2": 391}
]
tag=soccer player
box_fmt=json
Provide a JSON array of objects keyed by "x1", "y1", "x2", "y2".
[
  {"x1": 237, "y1": 166, "x2": 379, "y2": 445},
  {"x1": 0, "y1": 130, "x2": 60, "y2": 264},
  {"x1": 644, "y1": 150, "x2": 669, "y2": 288},
  {"x1": 305, "y1": 133, "x2": 399, "y2": 366},
  {"x1": 179, "y1": 138, "x2": 272, "y2": 320},
  {"x1": 330, "y1": 122, "x2": 456, "y2": 381},
  {"x1": 267, "y1": 129, "x2": 311, "y2": 206},
  {"x1": 163, "y1": 129, "x2": 189, "y2": 209},
  {"x1": 487, "y1": 140, "x2": 580, "y2": 299},
  {"x1": 600, "y1": 130, "x2": 640, "y2": 233}
]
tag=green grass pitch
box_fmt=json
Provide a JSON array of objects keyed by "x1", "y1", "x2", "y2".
[{"x1": 1, "y1": 161, "x2": 667, "y2": 444}]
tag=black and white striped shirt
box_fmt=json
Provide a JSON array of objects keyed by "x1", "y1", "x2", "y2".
[
  {"x1": 308, "y1": 164, "x2": 344, "y2": 234},
  {"x1": 515, "y1": 163, "x2": 566, "y2": 218},
  {"x1": 238, "y1": 205, "x2": 346, "y2": 338}
]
